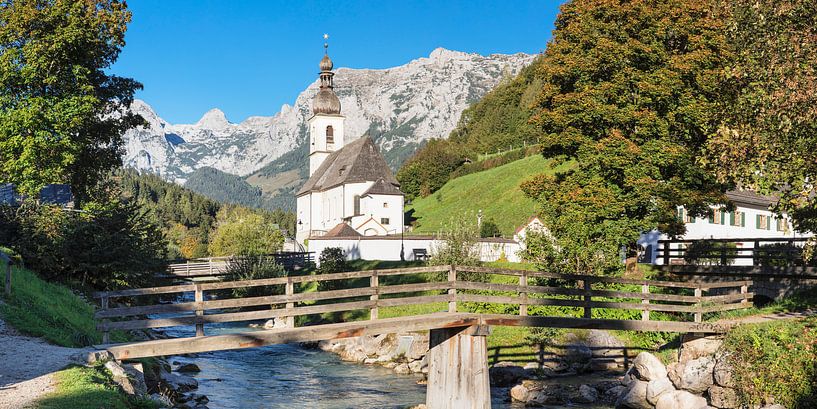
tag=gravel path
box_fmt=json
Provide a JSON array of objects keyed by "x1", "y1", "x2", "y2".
[{"x1": 0, "y1": 317, "x2": 91, "y2": 409}]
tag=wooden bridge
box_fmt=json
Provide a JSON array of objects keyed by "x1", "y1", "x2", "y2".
[{"x1": 94, "y1": 265, "x2": 753, "y2": 408}]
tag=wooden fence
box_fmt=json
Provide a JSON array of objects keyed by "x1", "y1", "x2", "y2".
[
  {"x1": 94, "y1": 265, "x2": 753, "y2": 344},
  {"x1": 163, "y1": 252, "x2": 314, "y2": 279},
  {"x1": 657, "y1": 237, "x2": 811, "y2": 266}
]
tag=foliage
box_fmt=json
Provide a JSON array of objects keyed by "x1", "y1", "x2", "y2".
[
  {"x1": 37, "y1": 365, "x2": 158, "y2": 409},
  {"x1": 479, "y1": 218, "x2": 501, "y2": 238},
  {"x1": 408, "y1": 155, "x2": 570, "y2": 237},
  {"x1": 429, "y1": 213, "x2": 481, "y2": 267},
  {"x1": 0, "y1": 0, "x2": 142, "y2": 201},
  {"x1": 755, "y1": 242, "x2": 817, "y2": 267},
  {"x1": 184, "y1": 166, "x2": 297, "y2": 217},
  {"x1": 0, "y1": 265, "x2": 127, "y2": 347},
  {"x1": 1, "y1": 198, "x2": 166, "y2": 290},
  {"x1": 225, "y1": 255, "x2": 286, "y2": 298},
  {"x1": 521, "y1": 0, "x2": 732, "y2": 276},
  {"x1": 683, "y1": 241, "x2": 738, "y2": 266},
  {"x1": 723, "y1": 317, "x2": 817, "y2": 408},
  {"x1": 208, "y1": 207, "x2": 285, "y2": 257},
  {"x1": 396, "y1": 139, "x2": 466, "y2": 200},
  {"x1": 451, "y1": 145, "x2": 541, "y2": 180},
  {"x1": 317, "y1": 247, "x2": 347, "y2": 291},
  {"x1": 704, "y1": 1, "x2": 817, "y2": 233}
]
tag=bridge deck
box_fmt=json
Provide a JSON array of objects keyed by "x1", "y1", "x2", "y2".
[{"x1": 101, "y1": 312, "x2": 733, "y2": 360}]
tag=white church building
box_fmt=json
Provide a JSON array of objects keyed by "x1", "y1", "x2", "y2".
[{"x1": 295, "y1": 44, "x2": 405, "y2": 245}]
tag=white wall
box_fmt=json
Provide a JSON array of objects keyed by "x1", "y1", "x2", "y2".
[{"x1": 308, "y1": 114, "x2": 345, "y2": 175}]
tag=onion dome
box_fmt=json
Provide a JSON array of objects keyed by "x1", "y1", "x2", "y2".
[
  {"x1": 313, "y1": 88, "x2": 341, "y2": 115},
  {"x1": 320, "y1": 54, "x2": 333, "y2": 72}
]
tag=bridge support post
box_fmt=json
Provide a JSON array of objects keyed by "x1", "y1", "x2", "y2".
[{"x1": 426, "y1": 325, "x2": 491, "y2": 409}]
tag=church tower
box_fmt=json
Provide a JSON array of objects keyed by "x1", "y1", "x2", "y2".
[{"x1": 308, "y1": 35, "x2": 345, "y2": 176}]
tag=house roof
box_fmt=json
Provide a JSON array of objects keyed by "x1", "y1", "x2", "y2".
[
  {"x1": 297, "y1": 137, "x2": 399, "y2": 196},
  {"x1": 515, "y1": 215, "x2": 543, "y2": 234},
  {"x1": 322, "y1": 222, "x2": 362, "y2": 238},
  {"x1": 0, "y1": 184, "x2": 17, "y2": 205},
  {"x1": 362, "y1": 178, "x2": 403, "y2": 197},
  {"x1": 725, "y1": 190, "x2": 776, "y2": 208}
]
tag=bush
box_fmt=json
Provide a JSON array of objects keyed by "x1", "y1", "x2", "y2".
[
  {"x1": 479, "y1": 219, "x2": 501, "y2": 238},
  {"x1": 208, "y1": 207, "x2": 284, "y2": 256},
  {"x1": 317, "y1": 247, "x2": 347, "y2": 291},
  {"x1": 430, "y1": 214, "x2": 481, "y2": 267},
  {"x1": 723, "y1": 317, "x2": 817, "y2": 408},
  {"x1": 756, "y1": 242, "x2": 816, "y2": 267},
  {"x1": 683, "y1": 241, "x2": 738, "y2": 266},
  {"x1": 224, "y1": 256, "x2": 286, "y2": 298}
]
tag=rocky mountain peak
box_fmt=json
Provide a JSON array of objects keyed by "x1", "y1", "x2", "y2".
[{"x1": 195, "y1": 108, "x2": 230, "y2": 130}]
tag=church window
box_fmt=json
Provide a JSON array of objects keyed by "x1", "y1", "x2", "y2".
[
  {"x1": 381, "y1": 217, "x2": 390, "y2": 225},
  {"x1": 383, "y1": 202, "x2": 388, "y2": 208},
  {"x1": 326, "y1": 125, "x2": 334, "y2": 144},
  {"x1": 354, "y1": 195, "x2": 361, "y2": 215}
]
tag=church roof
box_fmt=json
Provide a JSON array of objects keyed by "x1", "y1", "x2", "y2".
[
  {"x1": 362, "y1": 178, "x2": 403, "y2": 197},
  {"x1": 322, "y1": 222, "x2": 362, "y2": 238},
  {"x1": 297, "y1": 137, "x2": 399, "y2": 196}
]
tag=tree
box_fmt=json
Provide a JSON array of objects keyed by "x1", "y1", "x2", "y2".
[
  {"x1": 704, "y1": 0, "x2": 817, "y2": 232},
  {"x1": 0, "y1": 0, "x2": 142, "y2": 200},
  {"x1": 521, "y1": 0, "x2": 732, "y2": 275},
  {"x1": 479, "y1": 218, "x2": 501, "y2": 238},
  {"x1": 429, "y1": 213, "x2": 481, "y2": 267},
  {"x1": 208, "y1": 207, "x2": 284, "y2": 256}
]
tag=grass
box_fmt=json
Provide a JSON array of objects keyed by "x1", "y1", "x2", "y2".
[
  {"x1": 407, "y1": 155, "x2": 572, "y2": 236},
  {"x1": 706, "y1": 288, "x2": 817, "y2": 322},
  {"x1": 36, "y1": 365, "x2": 157, "y2": 409}
]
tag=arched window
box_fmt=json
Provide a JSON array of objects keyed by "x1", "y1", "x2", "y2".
[
  {"x1": 353, "y1": 195, "x2": 361, "y2": 215},
  {"x1": 326, "y1": 125, "x2": 334, "y2": 144}
]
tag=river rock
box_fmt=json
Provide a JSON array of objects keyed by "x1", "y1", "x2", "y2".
[
  {"x1": 632, "y1": 352, "x2": 668, "y2": 381},
  {"x1": 679, "y1": 336, "x2": 723, "y2": 363},
  {"x1": 604, "y1": 385, "x2": 627, "y2": 404},
  {"x1": 646, "y1": 377, "x2": 675, "y2": 405},
  {"x1": 105, "y1": 361, "x2": 148, "y2": 396},
  {"x1": 176, "y1": 363, "x2": 201, "y2": 373},
  {"x1": 571, "y1": 384, "x2": 599, "y2": 404},
  {"x1": 654, "y1": 390, "x2": 707, "y2": 409},
  {"x1": 490, "y1": 362, "x2": 527, "y2": 387},
  {"x1": 669, "y1": 356, "x2": 715, "y2": 394},
  {"x1": 564, "y1": 344, "x2": 593, "y2": 364},
  {"x1": 708, "y1": 385, "x2": 739, "y2": 409},
  {"x1": 164, "y1": 372, "x2": 199, "y2": 393},
  {"x1": 394, "y1": 363, "x2": 411, "y2": 374},
  {"x1": 510, "y1": 383, "x2": 533, "y2": 402},
  {"x1": 586, "y1": 330, "x2": 626, "y2": 358},
  {"x1": 408, "y1": 359, "x2": 425, "y2": 373},
  {"x1": 616, "y1": 380, "x2": 651, "y2": 409}
]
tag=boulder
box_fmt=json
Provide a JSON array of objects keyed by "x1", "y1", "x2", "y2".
[
  {"x1": 669, "y1": 356, "x2": 715, "y2": 394},
  {"x1": 86, "y1": 350, "x2": 114, "y2": 364},
  {"x1": 616, "y1": 380, "x2": 652, "y2": 409},
  {"x1": 604, "y1": 385, "x2": 628, "y2": 404},
  {"x1": 646, "y1": 377, "x2": 675, "y2": 405},
  {"x1": 408, "y1": 359, "x2": 425, "y2": 374},
  {"x1": 571, "y1": 384, "x2": 599, "y2": 404},
  {"x1": 708, "y1": 385, "x2": 739, "y2": 409},
  {"x1": 176, "y1": 363, "x2": 201, "y2": 373},
  {"x1": 654, "y1": 390, "x2": 707, "y2": 409},
  {"x1": 510, "y1": 383, "x2": 532, "y2": 402},
  {"x1": 678, "y1": 336, "x2": 723, "y2": 363},
  {"x1": 586, "y1": 330, "x2": 626, "y2": 357},
  {"x1": 105, "y1": 361, "x2": 147, "y2": 396},
  {"x1": 713, "y1": 358, "x2": 735, "y2": 388},
  {"x1": 632, "y1": 352, "x2": 668, "y2": 381},
  {"x1": 149, "y1": 393, "x2": 172, "y2": 407},
  {"x1": 394, "y1": 363, "x2": 411, "y2": 374},
  {"x1": 163, "y1": 372, "x2": 199, "y2": 393},
  {"x1": 564, "y1": 344, "x2": 593, "y2": 364},
  {"x1": 489, "y1": 362, "x2": 527, "y2": 387},
  {"x1": 591, "y1": 358, "x2": 622, "y2": 372}
]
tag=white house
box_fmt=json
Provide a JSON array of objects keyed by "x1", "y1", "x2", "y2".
[{"x1": 295, "y1": 45, "x2": 405, "y2": 245}]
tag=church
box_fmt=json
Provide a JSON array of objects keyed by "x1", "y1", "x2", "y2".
[{"x1": 295, "y1": 43, "x2": 405, "y2": 245}]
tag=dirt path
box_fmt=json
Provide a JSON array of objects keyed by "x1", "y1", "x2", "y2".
[
  {"x1": 0, "y1": 317, "x2": 90, "y2": 408},
  {"x1": 717, "y1": 308, "x2": 817, "y2": 326}
]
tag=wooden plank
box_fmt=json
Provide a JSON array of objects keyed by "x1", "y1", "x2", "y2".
[
  {"x1": 456, "y1": 266, "x2": 705, "y2": 289},
  {"x1": 103, "y1": 313, "x2": 481, "y2": 359},
  {"x1": 641, "y1": 284, "x2": 649, "y2": 321},
  {"x1": 375, "y1": 294, "x2": 452, "y2": 308},
  {"x1": 476, "y1": 314, "x2": 731, "y2": 334},
  {"x1": 194, "y1": 285, "x2": 204, "y2": 337},
  {"x1": 379, "y1": 281, "x2": 451, "y2": 295},
  {"x1": 94, "y1": 283, "x2": 196, "y2": 299},
  {"x1": 285, "y1": 278, "x2": 295, "y2": 328},
  {"x1": 456, "y1": 293, "x2": 585, "y2": 309},
  {"x1": 453, "y1": 281, "x2": 584, "y2": 297},
  {"x1": 519, "y1": 273, "x2": 528, "y2": 317},
  {"x1": 448, "y1": 265, "x2": 457, "y2": 313},
  {"x1": 370, "y1": 273, "x2": 378, "y2": 320},
  {"x1": 694, "y1": 287, "x2": 702, "y2": 323},
  {"x1": 426, "y1": 326, "x2": 490, "y2": 409}
]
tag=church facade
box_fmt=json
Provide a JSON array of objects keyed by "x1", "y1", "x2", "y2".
[{"x1": 295, "y1": 46, "x2": 405, "y2": 245}]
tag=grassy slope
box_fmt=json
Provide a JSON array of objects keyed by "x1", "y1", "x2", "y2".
[{"x1": 407, "y1": 155, "x2": 570, "y2": 236}]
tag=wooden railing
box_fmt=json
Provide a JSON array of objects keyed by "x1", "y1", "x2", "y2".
[
  {"x1": 164, "y1": 252, "x2": 315, "y2": 279},
  {"x1": 657, "y1": 237, "x2": 811, "y2": 266},
  {"x1": 94, "y1": 265, "x2": 753, "y2": 344}
]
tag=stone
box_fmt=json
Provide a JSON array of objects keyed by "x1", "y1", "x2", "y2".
[
  {"x1": 591, "y1": 358, "x2": 622, "y2": 371},
  {"x1": 408, "y1": 360, "x2": 425, "y2": 373},
  {"x1": 622, "y1": 368, "x2": 638, "y2": 386},
  {"x1": 510, "y1": 383, "x2": 532, "y2": 402},
  {"x1": 164, "y1": 373, "x2": 199, "y2": 393},
  {"x1": 679, "y1": 336, "x2": 724, "y2": 363},
  {"x1": 670, "y1": 356, "x2": 715, "y2": 394},
  {"x1": 708, "y1": 385, "x2": 739, "y2": 409},
  {"x1": 149, "y1": 393, "x2": 172, "y2": 407},
  {"x1": 616, "y1": 380, "x2": 652, "y2": 409},
  {"x1": 586, "y1": 330, "x2": 626, "y2": 358},
  {"x1": 713, "y1": 359, "x2": 735, "y2": 388},
  {"x1": 86, "y1": 350, "x2": 114, "y2": 364},
  {"x1": 393, "y1": 363, "x2": 411, "y2": 374},
  {"x1": 176, "y1": 363, "x2": 201, "y2": 373},
  {"x1": 646, "y1": 377, "x2": 675, "y2": 405},
  {"x1": 655, "y1": 390, "x2": 707, "y2": 409},
  {"x1": 632, "y1": 352, "x2": 668, "y2": 381},
  {"x1": 490, "y1": 362, "x2": 527, "y2": 386},
  {"x1": 572, "y1": 384, "x2": 599, "y2": 404},
  {"x1": 105, "y1": 362, "x2": 147, "y2": 396},
  {"x1": 564, "y1": 344, "x2": 593, "y2": 364},
  {"x1": 604, "y1": 385, "x2": 627, "y2": 404},
  {"x1": 262, "y1": 317, "x2": 289, "y2": 329}
]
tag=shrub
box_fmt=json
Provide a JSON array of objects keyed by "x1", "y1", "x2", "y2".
[
  {"x1": 430, "y1": 214, "x2": 481, "y2": 267},
  {"x1": 224, "y1": 256, "x2": 286, "y2": 298},
  {"x1": 683, "y1": 241, "x2": 738, "y2": 266},
  {"x1": 317, "y1": 247, "x2": 347, "y2": 291},
  {"x1": 480, "y1": 219, "x2": 501, "y2": 238}
]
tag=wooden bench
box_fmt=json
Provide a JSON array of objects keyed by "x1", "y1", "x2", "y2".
[{"x1": 413, "y1": 248, "x2": 429, "y2": 261}]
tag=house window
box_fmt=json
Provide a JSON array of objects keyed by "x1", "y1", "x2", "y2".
[
  {"x1": 709, "y1": 209, "x2": 726, "y2": 225},
  {"x1": 756, "y1": 214, "x2": 771, "y2": 230},
  {"x1": 380, "y1": 218, "x2": 390, "y2": 225},
  {"x1": 776, "y1": 218, "x2": 788, "y2": 232},
  {"x1": 383, "y1": 202, "x2": 388, "y2": 208},
  {"x1": 677, "y1": 208, "x2": 695, "y2": 223},
  {"x1": 338, "y1": 165, "x2": 346, "y2": 176},
  {"x1": 353, "y1": 195, "x2": 360, "y2": 215},
  {"x1": 326, "y1": 125, "x2": 334, "y2": 144},
  {"x1": 729, "y1": 211, "x2": 745, "y2": 227}
]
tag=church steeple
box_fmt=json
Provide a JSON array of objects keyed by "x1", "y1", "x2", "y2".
[{"x1": 312, "y1": 34, "x2": 341, "y2": 115}]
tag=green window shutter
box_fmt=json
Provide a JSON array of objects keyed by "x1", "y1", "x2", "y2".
[
  {"x1": 767, "y1": 217, "x2": 772, "y2": 230},
  {"x1": 729, "y1": 212, "x2": 735, "y2": 226},
  {"x1": 756, "y1": 214, "x2": 761, "y2": 229},
  {"x1": 741, "y1": 213, "x2": 746, "y2": 227},
  {"x1": 677, "y1": 208, "x2": 683, "y2": 222},
  {"x1": 709, "y1": 213, "x2": 715, "y2": 223},
  {"x1": 720, "y1": 211, "x2": 725, "y2": 225}
]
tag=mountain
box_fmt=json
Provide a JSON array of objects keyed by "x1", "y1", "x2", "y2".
[{"x1": 122, "y1": 48, "x2": 535, "y2": 209}]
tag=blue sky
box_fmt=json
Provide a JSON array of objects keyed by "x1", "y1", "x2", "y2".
[{"x1": 111, "y1": 1, "x2": 565, "y2": 124}]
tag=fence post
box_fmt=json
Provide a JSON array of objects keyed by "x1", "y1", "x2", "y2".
[
  {"x1": 583, "y1": 279, "x2": 592, "y2": 319},
  {"x1": 448, "y1": 265, "x2": 457, "y2": 313},
  {"x1": 694, "y1": 285, "x2": 702, "y2": 323},
  {"x1": 663, "y1": 242, "x2": 670, "y2": 266},
  {"x1": 195, "y1": 285, "x2": 204, "y2": 337},
  {"x1": 370, "y1": 272, "x2": 379, "y2": 320},
  {"x1": 519, "y1": 273, "x2": 528, "y2": 316},
  {"x1": 753, "y1": 240, "x2": 760, "y2": 266},
  {"x1": 641, "y1": 283, "x2": 650, "y2": 321},
  {"x1": 286, "y1": 278, "x2": 295, "y2": 328},
  {"x1": 101, "y1": 296, "x2": 110, "y2": 344},
  {"x1": 4, "y1": 260, "x2": 10, "y2": 297},
  {"x1": 741, "y1": 282, "x2": 749, "y2": 307}
]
